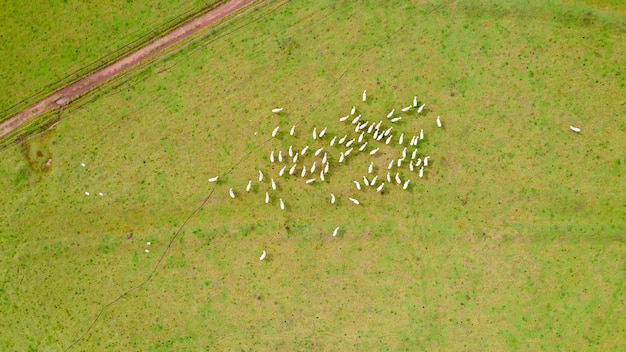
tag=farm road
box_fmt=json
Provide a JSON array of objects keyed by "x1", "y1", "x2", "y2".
[{"x1": 0, "y1": 0, "x2": 256, "y2": 139}]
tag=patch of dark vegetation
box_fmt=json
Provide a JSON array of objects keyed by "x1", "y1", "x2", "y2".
[{"x1": 21, "y1": 134, "x2": 53, "y2": 174}]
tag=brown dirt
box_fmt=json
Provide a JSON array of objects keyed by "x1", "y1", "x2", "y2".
[{"x1": 0, "y1": 0, "x2": 256, "y2": 139}]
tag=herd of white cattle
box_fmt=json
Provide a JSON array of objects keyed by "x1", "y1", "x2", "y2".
[{"x1": 208, "y1": 90, "x2": 446, "y2": 259}]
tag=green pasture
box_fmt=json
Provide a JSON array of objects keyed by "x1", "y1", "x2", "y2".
[
  {"x1": 0, "y1": 0, "x2": 221, "y2": 119},
  {"x1": 1, "y1": 0, "x2": 625, "y2": 350}
]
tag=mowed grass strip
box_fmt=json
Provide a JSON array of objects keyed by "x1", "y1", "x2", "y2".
[
  {"x1": 0, "y1": 0, "x2": 221, "y2": 118},
  {"x1": 0, "y1": 0, "x2": 624, "y2": 350}
]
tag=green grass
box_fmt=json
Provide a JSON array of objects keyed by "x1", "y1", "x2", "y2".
[
  {"x1": 1, "y1": 0, "x2": 625, "y2": 350},
  {"x1": 0, "y1": 0, "x2": 221, "y2": 119}
]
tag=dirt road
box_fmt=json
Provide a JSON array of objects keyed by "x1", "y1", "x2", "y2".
[{"x1": 0, "y1": 0, "x2": 256, "y2": 139}]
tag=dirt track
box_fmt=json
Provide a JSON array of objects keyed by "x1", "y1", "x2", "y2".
[{"x1": 0, "y1": 0, "x2": 256, "y2": 139}]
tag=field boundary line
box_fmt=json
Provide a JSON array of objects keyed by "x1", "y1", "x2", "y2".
[
  {"x1": 0, "y1": 0, "x2": 258, "y2": 141},
  {"x1": 0, "y1": 0, "x2": 231, "y2": 122}
]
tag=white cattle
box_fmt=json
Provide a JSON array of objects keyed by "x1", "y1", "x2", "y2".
[{"x1": 348, "y1": 197, "x2": 360, "y2": 205}]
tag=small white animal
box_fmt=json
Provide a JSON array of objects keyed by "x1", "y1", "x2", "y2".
[
  {"x1": 370, "y1": 148, "x2": 379, "y2": 155},
  {"x1": 362, "y1": 90, "x2": 367, "y2": 102},
  {"x1": 272, "y1": 108, "x2": 283, "y2": 113},
  {"x1": 368, "y1": 162, "x2": 374, "y2": 174},
  {"x1": 417, "y1": 104, "x2": 425, "y2": 113},
  {"x1": 403, "y1": 179, "x2": 410, "y2": 190},
  {"x1": 271, "y1": 178, "x2": 277, "y2": 190},
  {"x1": 399, "y1": 133, "x2": 404, "y2": 145},
  {"x1": 259, "y1": 170, "x2": 264, "y2": 182},
  {"x1": 279, "y1": 198, "x2": 285, "y2": 210},
  {"x1": 315, "y1": 147, "x2": 324, "y2": 156},
  {"x1": 301, "y1": 145, "x2": 309, "y2": 155},
  {"x1": 339, "y1": 115, "x2": 349, "y2": 122},
  {"x1": 387, "y1": 109, "x2": 394, "y2": 118},
  {"x1": 339, "y1": 152, "x2": 345, "y2": 163},
  {"x1": 359, "y1": 142, "x2": 368, "y2": 152},
  {"x1": 259, "y1": 250, "x2": 267, "y2": 260},
  {"x1": 271, "y1": 126, "x2": 280, "y2": 137},
  {"x1": 313, "y1": 127, "x2": 317, "y2": 140},
  {"x1": 401, "y1": 105, "x2": 412, "y2": 112},
  {"x1": 345, "y1": 147, "x2": 353, "y2": 156},
  {"x1": 246, "y1": 180, "x2": 252, "y2": 192},
  {"x1": 319, "y1": 127, "x2": 327, "y2": 138},
  {"x1": 330, "y1": 193, "x2": 336, "y2": 204},
  {"x1": 338, "y1": 135, "x2": 347, "y2": 144},
  {"x1": 85, "y1": 192, "x2": 90, "y2": 196},
  {"x1": 330, "y1": 136, "x2": 337, "y2": 146},
  {"x1": 348, "y1": 197, "x2": 360, "y2": 205},
  {"x1": 376, "y1": 183, "x2": 384, "y2": 192},
  {"x1": 419, "y1": 166, "x2": 424, "y2": 178},
  {"x1": 208, "y1": 176, "x2": 219, "y2": 182},
  {"x1": 351, "y1": 106, "x2": 356, "y2": 115},
  {"x1": 290, "y1": 125, "x2": 296, "y2": 136},
  {"x1": 570, "y1": 125, "x2": 581, "y2": 133},
  {"x1": 229, "y1": 188, "x2": 235, "y2": 198},
  {"x1": 306, "y1": 178, "x2": 316, "y2": 184},
  {"x1": 354, "y1": 181, "x2": 362, "y2": 190},
  {"x1": 270, "y1": 151, "x2": 275, "y2": 163},
  {"x1": 279, "y1": 165, "x2": 287, "y2": 177},
  {"x1": 385, "y1": 135, "x2": 393, "y2": 145},
  {"x1": 436, "y1": 116, "x2": 442, "y2": 127},
  {"x1": 332, "y1": 226, "x2": 340, "y2": 237},
  {"x1": 265, "y1": 192, "x2": 270, "y2": 204},
  {"x1": 363, "y1": 176, "x2": 370, "y2": 186},
  {"x1": 395, "y1": 173, "x2": 401, "y2": 184},
  {"x1": 413, "y1": 96, "x2": 418, "y2": 107},
  {"x1": 278, "y1": 151, "x2": 283, "y2": 163},
  {"x1": 424, "y1": 156, "x2": 430, "y2": 166},
  {"x1": 289, "y1": 164, "x2": 297, "y2": 175},
  {"x1": 391, "y1": 117, "x2": 402, "y2": 123}
]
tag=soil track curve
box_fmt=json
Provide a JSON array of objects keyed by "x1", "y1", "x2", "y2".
[{"x1": 0, "y1": 0, "x2": 256, "y2": 139}]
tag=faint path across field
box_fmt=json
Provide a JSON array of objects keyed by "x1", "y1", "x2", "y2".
[{"x1": 0, "y1": 0, "x2": 255, "y2": 139}]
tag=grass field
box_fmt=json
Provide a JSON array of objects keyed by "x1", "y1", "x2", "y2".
[
  {"x1": 0, "y1": 0, "x2": 221, "y2": 119},
  {"x1": 1, "y1": 0, "x2": 625, "y2": 350}
]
